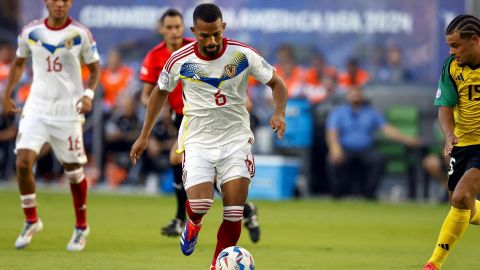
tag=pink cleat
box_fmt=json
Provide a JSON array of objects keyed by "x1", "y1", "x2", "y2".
[{"x1": 423, "y1": 262, "x2": 439, "y2": 270}]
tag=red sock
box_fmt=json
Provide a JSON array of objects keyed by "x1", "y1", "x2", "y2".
[
  {"x1": 70, "y1": 178, "x2": 88, "y2": 229},
  {"x1": 20, "y1": 194, "x2": 38, "y2": 223},
  {"x1": 186, "y1": 199, "x2": 212, "y2": 225},
  {"x1": 23, "y1": 207, "x2": 38, "y2": 223},
  {"x1": 211, "y1": 220, "x2": 242, "y2": 266}
]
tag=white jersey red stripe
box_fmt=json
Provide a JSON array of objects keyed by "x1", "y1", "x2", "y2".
[
  {"x1": 165, "y1": 47, "x2": 194, "y2": 73},
  {"x1": 158, "y1": 38, "x2": 274, "y2": 150},
  {"x1": 20, "y1": 20, "x2": 43, "y2": 35},
  {"x1": 72, "y1": 20, "x2": 94, "y2": 42},
  {"x1": 165, "y1": 47, "x2": 194, "y2": 72},
  {"x1": 165, "y1": 43, "x2": 195, "y2": 72},
  {"x1": 16, "y1": 17, "x2": 100, "y2": 121},
  {"x1": 226, "y1": 38, "x2": 260, "y2": 55}
]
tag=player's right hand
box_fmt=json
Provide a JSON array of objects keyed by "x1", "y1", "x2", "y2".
[
  {"x1": 2, "y1": 98, "x2": 20, "y2": 115},
  {"x1": 269, "y1": 111, "x2": 286, "y2": 140},
  {"x1": 130, "y1": 136, "x2": 149, "y2": 165},
  {"x1": 444, "y1": 134, "x2": 458, "y2": 158}
]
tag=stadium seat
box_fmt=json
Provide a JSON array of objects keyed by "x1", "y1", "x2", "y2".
[{"x1": 376, "y1": 105, "x2": 420, "y2": 198}]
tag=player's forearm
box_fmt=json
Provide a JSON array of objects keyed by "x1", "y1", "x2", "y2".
[
  {"x1": 3, "y1": 57, "x2": 26, "y2": 99},
  {"x1": 86, "y1": 61, "x2": 100, "y2": 90},
  {"x1": 140, "y1": 87, "x2": 169, "y2": 138},
  {"x1": 438, "y1": 106, "x2": 455, "y2": 139},
  {"x1": 267, "y1": 73, "x2": 287, "y2": 115},
  {"x1": 141, "y1": 83, "x2": 155, "y2": 107}
]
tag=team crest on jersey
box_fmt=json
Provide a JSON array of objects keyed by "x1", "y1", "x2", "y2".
[
  {"x1": 225, "y1": 64, "x2": 237, "y2": 78},
  {"x1": 65, "y1": 38, "x2": 74, "y2": 49}
]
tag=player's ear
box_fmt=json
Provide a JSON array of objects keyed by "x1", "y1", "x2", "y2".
[
  {"x1": 472, "y1": 34, "x2": 479, "y2": 44},
  {"x1": 190, "y1": 26, "x2": 196, "y2": 36},
  {"x1": 222, "y1": 22, "x2": 226, "y2": 31}
]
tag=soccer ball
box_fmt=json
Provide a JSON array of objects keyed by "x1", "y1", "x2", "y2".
[{"x1": 215, "y1": 246, "x2": 255, "y2": 270}]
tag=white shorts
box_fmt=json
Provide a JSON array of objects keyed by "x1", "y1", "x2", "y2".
[
  {"x1": 182, "y1": 138, "x2": 255, "y2": 191},
  {"x1": 15, "y1": 115, "x2": 87, "y2": 164}
]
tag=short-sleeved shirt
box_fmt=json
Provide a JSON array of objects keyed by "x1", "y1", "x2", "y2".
[
  {"x1": 140, "y1": 38, "x2": 194, "y2": 114},
  {"x1": 326, "y1": 103, "x2": 386, "y2": 151},
  {"x1": 17, "y1": 17, "x2": 100, "y2": 121},
  {"x1": 157, "y1": 38, "x2": 274, "y2": 151},
  {"x1": 434, "y1": 55, "x2": 480, "y2": 146}
]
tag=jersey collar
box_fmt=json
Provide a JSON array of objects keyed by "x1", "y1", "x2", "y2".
[
  {"x1": 44, "y1": 17, "x2": 72, "y2": 31},
  {"x1": 194, "y1": 38, "x2": 227, "y2": 61},
  {"x1": 468, "y1": 63, "x2": 480, "y2": 70}
]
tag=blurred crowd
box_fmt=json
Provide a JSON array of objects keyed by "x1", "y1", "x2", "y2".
[{"x1": 0, "y1": 40, "x2": 447, "y2": 201}]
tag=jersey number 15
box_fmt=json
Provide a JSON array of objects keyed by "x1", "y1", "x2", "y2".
[{"x1": 468, "y1": 85, "x2": 480, "y2": 101}]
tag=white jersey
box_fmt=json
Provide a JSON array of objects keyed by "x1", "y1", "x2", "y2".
[
  {"x1": 158, "y1": 38, "x2": 274, "y2": 151},
  {"x1": 16, "y1": 18, "x2": 100, "y2": 121}
]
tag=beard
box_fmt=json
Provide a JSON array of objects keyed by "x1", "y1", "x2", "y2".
[{"x1": 202, "y1": 45, "x2": 220, "y2": 58}]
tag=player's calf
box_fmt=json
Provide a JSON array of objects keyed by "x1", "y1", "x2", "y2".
[
  {"x1": 66, "y1": 167, "x2": 88, "y2": 229},
  {"x1": 211, "y1": 206, "x2": 243, "y2": 266},
  {"x1": 186, "y1": 199, "x2": 213, "y2": 225}
]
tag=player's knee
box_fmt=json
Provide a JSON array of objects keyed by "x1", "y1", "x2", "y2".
[
  {"x1": 16, "y1": 158, "x2": 33, "y2": 175},
  {"x1": 223, "y1": 205, "x2": 244, "y2": 222},
  {"x1": 65, "y1": 167, "x2": 85, "y2": 184},
  {"x1": 188, "y1": 199, "x2": 213, "y2": 214},
  {"x1": 451, "y1": 191, "x2": 475, "y2": 209}
]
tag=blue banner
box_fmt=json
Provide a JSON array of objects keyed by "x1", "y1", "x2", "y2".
[{"x1": 20, "y1": 0, "x2": 465, "y2": 83}]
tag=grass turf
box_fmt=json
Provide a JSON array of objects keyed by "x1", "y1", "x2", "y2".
[{"x1": 0, "y1": 188, "x2": 478, "y2": 270}]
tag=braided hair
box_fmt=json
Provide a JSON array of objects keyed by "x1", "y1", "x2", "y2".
[{"x1": 446, "y1": 14, "x2": 480, "y2": 39}]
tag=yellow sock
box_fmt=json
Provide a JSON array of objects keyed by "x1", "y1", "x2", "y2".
[
  {"x1": 428, "y1": 206, "x2": 470, "y2": 269},
  {"x1": 469, "y1": 200, "x2": 480, "y2": 225}
]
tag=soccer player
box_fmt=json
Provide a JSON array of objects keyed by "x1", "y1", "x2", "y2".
[
  {"x1": 130, "y1": 3, "x2": 287, "y2": 269},
  {"x1": 423, "y1": 14, "x2": 480, "y2": 270},
  {"x1": 2, "y1": 0, "x2": 100, "y2": 251},
  {"x1": 140, "y1": 8, "x2": 261, "y2": 242}
]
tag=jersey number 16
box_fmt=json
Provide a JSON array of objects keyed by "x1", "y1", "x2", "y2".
[{"x1": 46, "y1": 56, "x2": 62, "y2": 72}]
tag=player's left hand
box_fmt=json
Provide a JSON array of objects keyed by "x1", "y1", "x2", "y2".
[
  {"x1": 269, "y1": 111, "x2": 286, "y2": 140},
  {"x1": 76, "y1": 96, "x2": 93, "y2": 114},
  {"x1": 130, "y1": 135, "x2": 149, "y2": 165}
]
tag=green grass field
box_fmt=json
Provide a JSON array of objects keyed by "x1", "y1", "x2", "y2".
[{"x1": 0, "y1": 188, "x2": 479, "y2": 270}]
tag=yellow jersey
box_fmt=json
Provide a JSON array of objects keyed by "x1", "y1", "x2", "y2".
[{"x1": 434, "y1": 55, "x2": 480, "y2": 146}]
